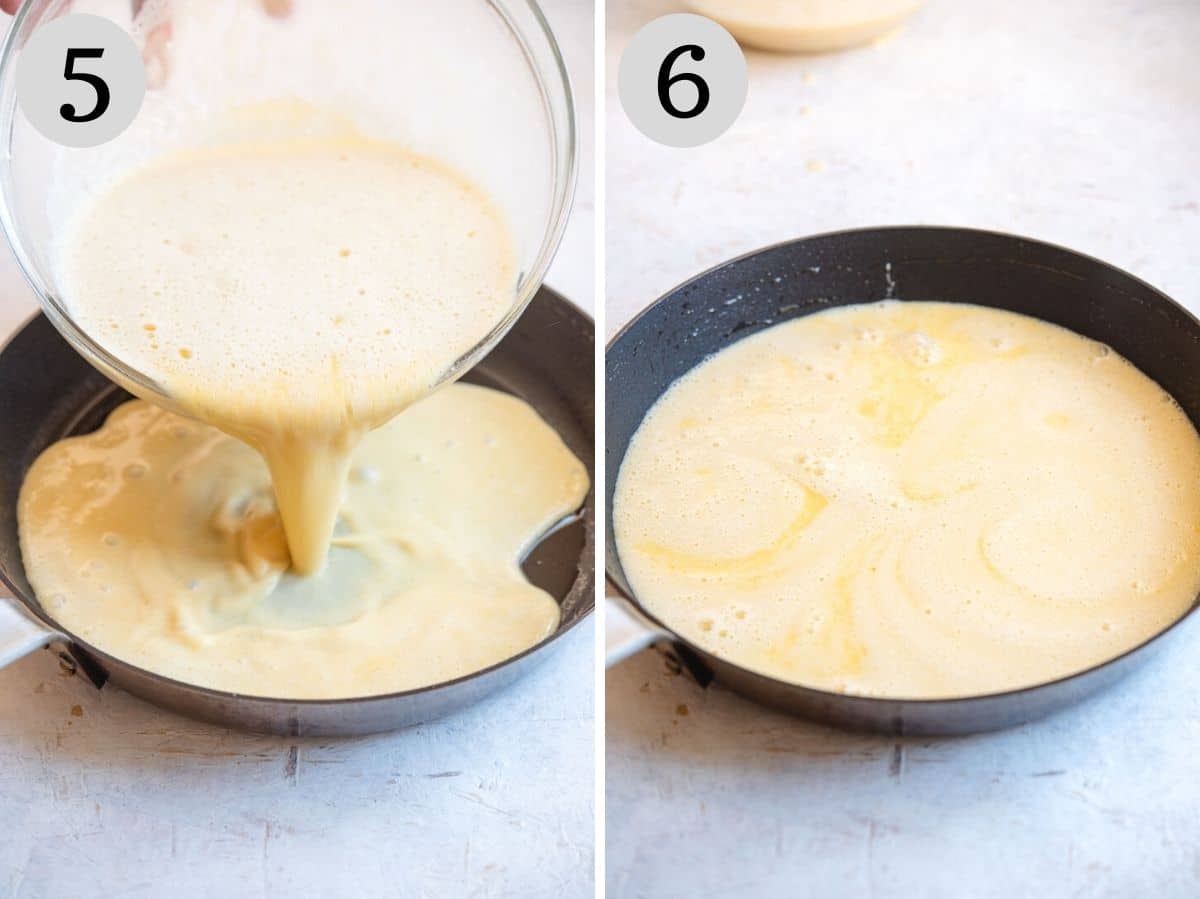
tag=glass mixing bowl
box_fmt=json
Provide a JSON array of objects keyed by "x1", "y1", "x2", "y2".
[{"x1": 0, "y1": 0, "x2": 576, "y2": 411}]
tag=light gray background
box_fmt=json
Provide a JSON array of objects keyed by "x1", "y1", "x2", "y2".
[
  {"x1": 16, "y1": 13, "x2": 145, "y2": 148},
  {"x1": 0, "y1": 2, "x2": 595, "y2": 898},
  {"x1": 606, "y1": 0, "x2": 1200, "y2": 897},
  {"x1": 617, "y1": 13, "x2": 746, "y2": 147}
]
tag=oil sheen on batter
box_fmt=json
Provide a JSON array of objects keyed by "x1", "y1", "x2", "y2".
[
  {"x1": 19, "y1": 385, "x2": 588, "y2": 698},
  {"x1": 613, "y1": 301, "x2": 1200, "y2": 698},
  {"x1": 58, "y1": 106, "x2": 517, "y2": 574}
]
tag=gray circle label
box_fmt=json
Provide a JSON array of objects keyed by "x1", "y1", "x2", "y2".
[
  {"x1": 618, "y1": 14, "x2": 747, "y2": 148},
  {"x1": 16, "y1": 14, "x2": 145, "y2": 149}
]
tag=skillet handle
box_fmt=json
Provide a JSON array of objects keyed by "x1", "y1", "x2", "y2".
[
  {"x1": 606, "y1": 581, "x2": 671, "y2": 667},
  {"x1": 0, "y1": 591, "x2": 59, "y2": 668}
]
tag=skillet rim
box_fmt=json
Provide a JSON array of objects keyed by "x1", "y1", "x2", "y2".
[
  {"x1": 604, "y1": 224, "x2": 1200, "y2": 707},
  {"x1": 0, "y1": 285, "x2": 596, "y2": 708}
]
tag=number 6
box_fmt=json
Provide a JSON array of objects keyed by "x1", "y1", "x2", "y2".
[{"x1": 657, "y1": 44, "x2": 710, "y2": 120}]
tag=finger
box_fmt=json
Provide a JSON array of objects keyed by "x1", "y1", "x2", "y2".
[
  {"x1": 0, "y1": 0, "x2": 21, "y2": 15},
  {"x1": 143, "y1": 20, "x2": 172, "y2": 90},
  {"x1": 138, "y1": 0, "x2": 291, "y2": 90},
  {"x1": 262, "y1": 0, "x2": 294, "y2": 18}
]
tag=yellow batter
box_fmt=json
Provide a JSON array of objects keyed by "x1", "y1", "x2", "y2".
[
  {"x1": 686, "y1": 0, "x2": 925, "y2": 53},
  {"x1": 613, "y1": 301, "x2": 1200, "y2": 698},
  {"x1": 59, "y1": 108, "x2": 517, "y2": 574},
  {"x1": 21, "y1": 103, "x2": 591, "y2": 698},
  {"x1": 19, "y1": 385, "x2": 588, "y2": 698}
]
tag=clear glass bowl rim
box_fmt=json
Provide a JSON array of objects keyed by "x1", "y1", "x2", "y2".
[{"x1": 0, "y1": 0, "x2": 578, "y2": 404}]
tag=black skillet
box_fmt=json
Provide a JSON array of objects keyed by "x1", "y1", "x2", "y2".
[
  {"x1": 0, "y1": 286, "x2": 594, "y2": 736},
  {"x1": 606, "y1": 226, "x2": 1200, "y2": 736}
]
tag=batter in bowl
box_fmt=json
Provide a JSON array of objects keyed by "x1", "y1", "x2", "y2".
[
  {"x1": 613, "y1": 301, "x2": 1200, "y2": 699},
  {"x1": 58, "y1": 107, "x2": 518, "y2": 575},
  {"x1": 686, "y1": 0, "x2": 925, "y2": 53}
]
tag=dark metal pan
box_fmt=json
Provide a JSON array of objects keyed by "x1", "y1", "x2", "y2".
[
  {"x1": 605, "y1": 226, "x2": 1200, "y2": 736},
  {"x1": 0, "y1": 285, "x2": 594, "y2": 736}
]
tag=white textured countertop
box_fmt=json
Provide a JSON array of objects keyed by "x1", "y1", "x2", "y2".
[
  {"x1": 605, "y1": 0, "x2": 1200, "y2": 896},
  {"x1": 0, "y1": 2, "x2": 595, "y2": 897}
]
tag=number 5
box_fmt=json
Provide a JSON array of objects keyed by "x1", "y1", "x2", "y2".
[
  {"x1": 658, "y1": 44, "x2": 710, "y2": 120},
  {"x1": 60, "y1": 48, "x2": 110, "y2": 123}
]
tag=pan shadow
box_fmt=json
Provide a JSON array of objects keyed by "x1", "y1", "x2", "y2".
[
  {"x1": 0, "y1": 621, "x2": 595, "y2": 897},
  {"x1": 1, "y1": 619, "x2": 592, "y2": 775},
  {"x1": 605, "y1": 638, "x2": 1180, "y2": 774},
  {"x1": 605, "y1": 639, "x2": 1196, "y2": 897}
]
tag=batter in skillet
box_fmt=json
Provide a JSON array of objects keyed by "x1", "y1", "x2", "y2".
[
  {"x1": 20, "y1": 387, "x2": 587, "y2": 698},
  {"x1": 613, "y1": 301, "x2": 1200, "y2": 698}
]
